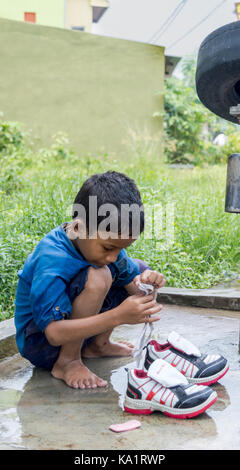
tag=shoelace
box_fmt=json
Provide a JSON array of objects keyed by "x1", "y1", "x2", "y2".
[{"x1": 131, "y1": 282, "x2": 158, "y2": 368}]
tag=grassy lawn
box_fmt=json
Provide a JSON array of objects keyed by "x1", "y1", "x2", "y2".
[{"x1": 1, "y1": 138, "x2": 240, "y2": 322}]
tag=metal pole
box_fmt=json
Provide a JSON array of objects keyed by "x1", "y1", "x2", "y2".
[{"x1": 225, "y1": 154, "x2": 240, "y2": 213}]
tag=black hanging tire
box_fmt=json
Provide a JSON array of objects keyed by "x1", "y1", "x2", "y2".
[{"x1": 196, "y1": 21, "x2": 240, "y2": 123}]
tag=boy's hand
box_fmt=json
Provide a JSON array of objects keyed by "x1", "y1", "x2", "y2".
[
  {"x1": 117, "y1": 294, "x2": 162, "y2": 325},
  {"x1": 133, "y1": 269, "x2": 166, "y2": 290}
]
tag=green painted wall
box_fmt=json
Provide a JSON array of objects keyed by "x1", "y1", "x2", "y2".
[
  {"x1": 0, "y1": 18, "x2": 164, "y2": 157},
  {"x1": 0, "y1": 0, "x2": 64, "y2": 28}
]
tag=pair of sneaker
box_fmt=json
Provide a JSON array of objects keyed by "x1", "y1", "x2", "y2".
[{"x1": 124, "y1": 331, "x2": 229, "y2": 419}]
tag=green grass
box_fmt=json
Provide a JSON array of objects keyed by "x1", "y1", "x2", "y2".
[{"x1": 1, "y1": 136, "x2": 240, "y2": 321}]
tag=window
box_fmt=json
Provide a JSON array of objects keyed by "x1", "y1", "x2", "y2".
[
  {"x1": 71, "y1": 26, "x2": 85, "y2": 31},
  {"x1": 24, "y1": 12, "x2": 36, "y2": 23},
  {"x1": 92, "y1": 6, "x2": 108, "y2": 23}
]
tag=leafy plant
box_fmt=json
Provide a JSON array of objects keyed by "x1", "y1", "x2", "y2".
[
  {"x1": 156, "y1": 56, "x2": 239, "y2": 165},
  {"x1": 1, "y1": 112, "x2": 240, "y2": 322},
  {"x1": 0, "y1": 116, "x2": 33, "y2": 194},
  {"x1": 0, "y1": 117, "x2": 25, "y2": 153}
]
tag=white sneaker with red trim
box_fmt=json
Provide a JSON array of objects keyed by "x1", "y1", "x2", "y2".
[
  {"x1": 124, "y1": 358, "x2": 217, "y2": 418},
  {"x1": 143, "y1": 331, "x2": 229, "y2": 386}
]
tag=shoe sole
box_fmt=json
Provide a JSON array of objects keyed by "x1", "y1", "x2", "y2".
[
  {"x1": 187, "y1": 363, "x2": 229, "y2": 386},
  {"x1": 124, "y1": 391, "x2": 217, "y2": 419}
]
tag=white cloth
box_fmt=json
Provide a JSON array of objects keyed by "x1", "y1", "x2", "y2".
[
  {"x1": 148, "y1": 358, "x2": 188, "y2": 387},
  {"x1": 168, "y1": 331, "x2": 201, "y2": 358}
]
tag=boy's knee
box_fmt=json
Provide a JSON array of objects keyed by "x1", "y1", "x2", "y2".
[{"x1": 86, "y1": 266, "x2": 112, "y2": 293}]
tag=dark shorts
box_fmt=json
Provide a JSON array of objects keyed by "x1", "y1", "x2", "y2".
[{"x1": 23, "y1": 259, "x2": 149, "y2": 371}]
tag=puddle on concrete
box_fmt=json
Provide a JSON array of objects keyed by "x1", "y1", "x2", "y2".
[
  {"x1": 215, "y1": 278, "x2": 240, "y2": 291},
  {"x1": 110, "y1": 361, "x2": 134, "y2": 410},
  {"x1": 0, "y1": 406, "x2": 22, "y2": 447},
  {"x1": 0, "y1": 366, "x2": 33, "y2": 392},
  {"x1": 0, "y1": 305, "x2": 240, "y2": 450}
]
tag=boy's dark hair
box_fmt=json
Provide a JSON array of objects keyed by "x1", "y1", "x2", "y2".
[{"x1": 73, "y1": 171, "x2": 144, "y2": 236}]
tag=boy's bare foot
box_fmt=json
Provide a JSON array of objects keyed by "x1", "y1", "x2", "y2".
[
  {"x1": 51, "y1": 359, "x2": 108, "y2": 389},
  {"x1": 82, "y1": 339, "x2": 134, "y2": 358}
]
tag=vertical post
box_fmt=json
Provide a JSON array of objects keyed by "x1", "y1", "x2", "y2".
[
  {"x1": 235, "y1": 2, "x2": 240, "y2": 20},
  {"x1": 225, "y1": 154, "x2": 240, "y2": 213},
  {"x1": 64, "y1": 0, "x2": 67, "y2": 28},
  {"x1": 239, "y1": 322, "x2": 240, "y2": 354}
]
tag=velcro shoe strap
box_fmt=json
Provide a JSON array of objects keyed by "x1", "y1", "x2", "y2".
[
  {"x1": 147, "y1": 358, "x2": 188, "y2": 387},
  {"x1": 168, "y1": 331, "x2": 201, "y2": 358}
]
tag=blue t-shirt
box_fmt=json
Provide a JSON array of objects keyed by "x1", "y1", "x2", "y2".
[{"x1": 14, "y1": 222, "x2": 140, "y2": 355}]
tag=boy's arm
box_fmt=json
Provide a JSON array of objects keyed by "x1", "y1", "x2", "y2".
[
  {"x1": 45, "y1": 293, "x2": 161, "y2": 346},
  {"x1": 45, "y1": 306, "x2": 121, "y2": 346},
  {"x1": 29, "y1": 273, "x2": 73, "y2": 332},
  {"x1": 111, "y1": 250, "x2": 141, "y2": 288},
  {"x1": 29, "y1": 271, "x2": 121, "y2": 345},
  {"x1": 112, "y1": 251, "x2": 164, "y2": 294}
]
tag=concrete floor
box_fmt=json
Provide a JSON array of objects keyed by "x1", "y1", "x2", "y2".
[{"x1": 0, "y1": 304, "x2": 240, "y2": 450}]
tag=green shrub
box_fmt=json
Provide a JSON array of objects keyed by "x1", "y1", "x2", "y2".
[
  {"x1": 156, "y1": 56, "x2": 240, "y2": 166},
  {"x1": 220, "y1": 129, "x2": 240, "y2": 163},
  {"x1": 0, "y1": 116, "x2": 31, "y2": 193},
  {"x1": 1, "y1": 112, "x2": 240, "y2": 322},
  {"x1": 0, "y1": 117, "x2": 25, "y2": 153}
]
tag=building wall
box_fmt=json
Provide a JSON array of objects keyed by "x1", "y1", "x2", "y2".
[
  {"x1": 0, "y1": 0, "x2": 108, "y2": 31},
  {"x1": 0, "y1": 18, "x2": 164, "y2": 158},
  {"x1": 0, "y1": 0, "x2": 64, "y2": 28},
  {"x1": 66, "y1": 0, "x2": 92, "y2": 32}
]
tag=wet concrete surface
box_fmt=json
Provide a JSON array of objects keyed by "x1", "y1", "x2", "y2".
[
  {"x1": 216, "y1": 278, "x2": 240, "y2": 291},
  {"x1": 0, "y1": 304, "x2": 240, "y2": 450}
]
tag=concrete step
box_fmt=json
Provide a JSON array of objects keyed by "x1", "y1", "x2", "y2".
[
  {"x1": 157, "y1": 287, "x2": 240, "y2": 311},
  {"x1": 0, "y1": 318, "x2": 18, "y2": 361}
]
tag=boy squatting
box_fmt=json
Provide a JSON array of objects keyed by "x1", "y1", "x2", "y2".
[{"x1": 14, "y1": 171, "x2": 165, "y2": 389}]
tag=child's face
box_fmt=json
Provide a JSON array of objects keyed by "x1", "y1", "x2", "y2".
[{"x1": 71, "y1": 222, "x2": 136, "y2": 266}]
